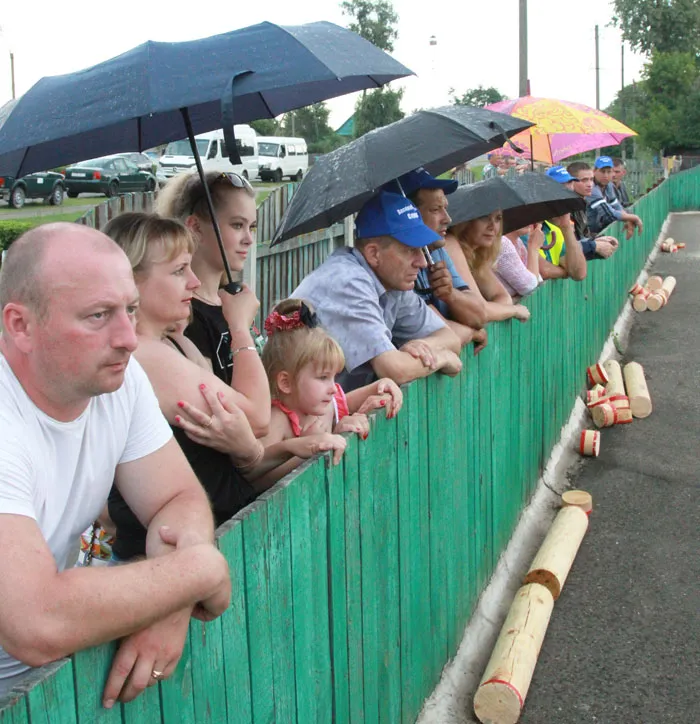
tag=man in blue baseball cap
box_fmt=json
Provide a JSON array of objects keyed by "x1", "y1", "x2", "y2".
[
  {"x1": 399, "y1": 168, "x2": 488, "y2": 352},
  {"x1": 548, "y1": 164, "x2": 618, "y2": 261},
  {"x1": 589, "y1": 156, "x2": 643, "y2": 237},
  {"x1": 292, "y1": 190, "x2": 462, "y2": 391}
]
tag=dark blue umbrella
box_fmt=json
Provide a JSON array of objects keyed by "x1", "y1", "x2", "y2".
[
  {"x1": 0, "y1": 21, "x2": 412, "y2": 177},
  {"x1": 0, "y1": 21, "x2": 412, "y2": 293}
]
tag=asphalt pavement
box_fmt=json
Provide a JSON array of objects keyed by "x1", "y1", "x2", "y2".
[{"x1": 520, "y1": 213, "x2": 700, "y2": 724}]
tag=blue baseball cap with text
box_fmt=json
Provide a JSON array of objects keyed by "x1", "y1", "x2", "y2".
[
  {"x1": 546, "y1": 165, "x2": 575, "y2": 183},
  {"x1": 594, "y1": 156, "x2": 614, "y2": 169},
  {"x1": 355, "y1": 191, "x2": 442, "y2": 248},
  {"x1": 396, "y1": 167, "x2": 458, "y2": 196}
]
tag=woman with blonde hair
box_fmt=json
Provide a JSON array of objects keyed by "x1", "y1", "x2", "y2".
[
  {"x1": 444, "y1": 210, "x2": 531, "y2": 324},
  {"x1": 103, "y1": 212, "x2": 272, "y2": 561},
  {"x1": 156, "y1": 170, "x2": 269, "y2": 433}
]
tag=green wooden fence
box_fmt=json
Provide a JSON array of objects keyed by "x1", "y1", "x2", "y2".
[{"x1": 2, "y1": 167, "x2": 699, "y2": 723}]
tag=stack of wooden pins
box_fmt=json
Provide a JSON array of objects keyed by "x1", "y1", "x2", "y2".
[
  {"x1": 473, "y1": 583, "x2": 554, "y2": 724},
  {"x1": 660, "y1": 239, "x2": 680, "y2": 253},
  {"x1": 647, "y1": 276, "x2": 676, "y2": 311},
  {"x1": 623, "y1": 362, "x2": 653, "y2": 418},
  {"x1": 561, "y1": 490, "x2": 593, "y2": 515},
  {"x1": 602, "y1": 360, "x2": 624, "y2": 396},
  {"x1": 646, "y1": 275, "x2": 663, "y2": 291},
  {"x1": 585, "y1": 383, "x2": 607, "y2": 404},
  {"x1": 591, "y1": 402, "x2": 617, "y2": 428},
  {"x1": 579, "y1": 430, "x2": 600, "y2": 456}
]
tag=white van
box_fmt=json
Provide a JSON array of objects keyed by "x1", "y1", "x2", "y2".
[
  {"x1": 159, "y1": 125, "x2": 258, "y2": 183},
  {"x1": 257, "y1": 137, "x2": 308, "y2": 182}
]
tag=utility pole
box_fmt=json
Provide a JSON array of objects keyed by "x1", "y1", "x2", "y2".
[
  {"x1": 594, "y1": 25, "x2": 600, "y2": 110},
  {"x1": 519, "y1": 0, "x2": 528, "y2": 97},
  {"x1": 620, "y1": 42, "x2": 626, "y2": 159},
  {"x1": 10, "y1": 51, "x2": 15, "y2": 99}
]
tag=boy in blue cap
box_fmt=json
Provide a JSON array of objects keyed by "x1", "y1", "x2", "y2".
[
  {"x1": 588, "y1": 156, "x2": 643, "y2": 237},
  {"x1": 399, "y1": 168, "x2": 489, "y2": 352},
  {"x1": 292, "y1": 190, "x2": 462, "y2": 391},
  {"x1": 547, "y1": 165, "x2": 618, "y2": 261}
]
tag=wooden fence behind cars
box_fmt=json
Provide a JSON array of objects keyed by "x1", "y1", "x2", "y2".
[{"x1": 2, "y1": 166, "x2": 699, "y2": 723}]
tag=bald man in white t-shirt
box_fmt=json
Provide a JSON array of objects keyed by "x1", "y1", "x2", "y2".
[{"x1": 0, "y1": 224, "x2": 230, "y2": 708}]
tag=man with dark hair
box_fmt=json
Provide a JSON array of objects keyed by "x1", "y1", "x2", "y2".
[
  {"x1": 292, "y1": 190, "x2": 462, "y2": 390},
  {"x1": 612, "y1": 157, "x2": 632, "y2": 207},
  {"x1": 587, "y1": 156, "x2": 643, "y2": 237},
  {"x1": 0, "y1": 224, "x2": 231, "y2": 706},
  {"x1": 561, "y1": 163, "x2": 619, "y2": 260},
  {"x1": 398, "y1": 168, "x2": 488, "y2": 351}
]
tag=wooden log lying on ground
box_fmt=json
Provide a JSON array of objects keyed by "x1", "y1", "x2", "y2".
[
  {"x1": 632, "y1": 290, "x2": 650, "y2": 312},
  {"x1": 602, "y1": 360, "x2": 625, "y2": 396},
  {"x1": 615, "y1": 408, "x2": 634, "y2": 425},
  {"x1": 586, "y1": 363, "x2": 609, "y2": 386},
  {"x1": 579, "y1": 430, "x2": 600, "y2": 456},
  {"x1": 524, "y1": 506, "x2": 589, "y2": 600},
  {"x1": 591, "y1": 402, "x2": 617, "y2": 428},
  {"x1": 646, "y1": 275, "x2": 663, "y2": 291},
  {"x1": 473, "y1": 583, "x2": 555, "y2": 724},
  {"x1": 623, "y1": 362, "x2": 652, "y2": 418}
]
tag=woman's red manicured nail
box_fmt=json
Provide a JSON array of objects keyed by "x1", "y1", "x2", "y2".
[
  {"x1": 175, "y1": 415, "x2": 181, "y2": 423},
  {"x1": 199, "y1": 384, "x2": 206, "y2": 391},
  {"x1": 177, "y1": 401, "x2": 185, "y2": 408},
  {"x1": 380, "y1": 400, "x2": 386, "y2": 406}
]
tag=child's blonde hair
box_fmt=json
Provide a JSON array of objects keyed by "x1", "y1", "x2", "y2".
[{"x1": 262, "y1": 298, "x2": 345, "y2": 398}]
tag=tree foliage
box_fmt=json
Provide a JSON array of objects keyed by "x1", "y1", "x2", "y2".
[
  {"x1": 354, "y1": 86, "x2": 404, "y2": 137},
  {"x1": 450, "y1": 85, "x2": 505, "y2": 107},
  {"x1": 605, "y1": 51, "x2": 700, "y2": 152},
  {"x1": 340, "y1": 0, "x2": 398, "y2": 52},
  {"x1": 249, "y1": 119, "x2": 280, "y2": 136},
  {"x1": 279, "y1": 103, "x2": 346, "y2": 154},
  {"x1": 611, "y1": 0, "x2": 700, "y2": 55}
]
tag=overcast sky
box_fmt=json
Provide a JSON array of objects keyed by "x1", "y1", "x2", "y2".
[{"x1": 0, "y1": 0, "x2": 646, "y2": 131}]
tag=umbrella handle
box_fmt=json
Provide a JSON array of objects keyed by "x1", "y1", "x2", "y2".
[
  {"x1": 181, "y1": 107, "x2": 241, "y2": 295},
  {"x1": 221, "y1": 70, "x2": 254, "y2": 167},
  {"x1": 489, "y1": 120, "x2": 525, "y2": 154}
]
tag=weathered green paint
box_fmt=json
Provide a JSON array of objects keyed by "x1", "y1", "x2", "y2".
[{"x1": 2, "y1": 169, "x2": 699, "y2": 723}]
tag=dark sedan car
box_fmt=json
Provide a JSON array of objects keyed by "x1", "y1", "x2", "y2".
[
  {"x1": 64, "y1": 155, "x2": 156, "y2": 198},
  {"x1": 0, "y1": 171, "x2": 65, "y2": 208}
]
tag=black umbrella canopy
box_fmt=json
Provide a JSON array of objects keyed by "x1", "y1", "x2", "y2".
[
  {"x1": 0, "y1": 21, "x2": 413, "y2": 177},
  {"x1": 271, "y1": 105, "x2": 533, "y2": 244},
  {"x1": 446, "y1": 173, "x2": 586, "y2": 234}
]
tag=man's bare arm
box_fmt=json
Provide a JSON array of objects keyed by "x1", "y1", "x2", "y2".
[{"x1": 0, "y1": 516, "x2": 229, "y2": 668}]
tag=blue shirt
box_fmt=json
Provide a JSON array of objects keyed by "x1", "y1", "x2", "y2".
[
  {"x1": 292, "y1": 248, "x2": 445, "y2": 390},
  {"x1": 414, "y1": 247, "x2": 469, "y2": 319},
  {"x1": 587, "y1": 182, "x2": 623, "y2": 234}
]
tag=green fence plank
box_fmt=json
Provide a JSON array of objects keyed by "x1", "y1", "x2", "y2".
[
  {"x1": 217, "y1": 521, "x2": 252, "y2": 724},
  {"x1": 342, "y1": 435, "x2": 365, "y2": 724},
  {"x1": 242, "y1": 503, "x2": 275, "y2": 723},
  {"x1": 264, "y1": 485, "x2": 297, "y2": 724},
  {"x1": 189, "y1": 618, "x2": 227, "y2": 723},
  {"x1": 20, "y1": 661, "x2": 76, "y2": 724},
  {"x1": 157, "y1": 626, "x2": 195, "y2": 724},
  {"x1": 72, "y1": 643, "x2": 122, "y2": 724},
  {"x1": 327, "y1": 452, "x2": 350, "y2": 724},
  {"x1": 0, "y1": 693, "x2": 28, "y2": 724},
  {"x1": 371, "y1": 415, "x2": 401, "y2": 724},
  {"x1": 121, "y1": 675, "x2": 161, "y2": 724}
]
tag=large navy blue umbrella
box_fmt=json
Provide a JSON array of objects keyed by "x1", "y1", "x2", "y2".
[
  {"x1": 0, "y1": 21, "x2": 412, "y2": 177},
  {"x1": 0, "y1": 21, "x2": 412, "y2": 292}
]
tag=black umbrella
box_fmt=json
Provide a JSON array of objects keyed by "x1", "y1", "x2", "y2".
[
  {"x1": 270, "y1": 105, "x2": 533, "y2": 245},
  {"x1": 446, "y1": 173, "x2": 586, "y2": 234},
  {"x1": 0, "y1": 22, "x2": 412, "y2": 293}
]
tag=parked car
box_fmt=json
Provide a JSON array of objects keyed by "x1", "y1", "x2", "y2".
[
  {"x1": 64, "y1": 155, "x2": 157, "y2": 198},
  {"x1": 0, "y1": 171, "x2": 65, "y2": 208},
  {"x1": 114, "y1": 151, "x2": 158, "y2": 175}
]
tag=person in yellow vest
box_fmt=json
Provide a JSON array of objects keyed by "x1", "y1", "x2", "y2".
[{"x1": 525, "y1": 214, "x2": 588, "y2": 281}]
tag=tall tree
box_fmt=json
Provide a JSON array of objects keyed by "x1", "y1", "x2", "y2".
[
  {"x1": 250, "y1": 119, "x2": 280, "y2": 136},
  {"x1": 611, "y1": 0, "x2": 700, "y2": 55},
  {"x1": 341, "y1": 0, "x2": 398, "y2": 52},
  {"x1": 354, "y1": 86, "x2": 405, "y2": 137},
  {"x1": 341, "y1": 0, "x2": 404, "y2": 137},
  {"x1": 280, "y1": 103, "x2": 346, "y2": 154},
  {"x1": 450, "y1": 85, "x2": 505, "y2": 107}
]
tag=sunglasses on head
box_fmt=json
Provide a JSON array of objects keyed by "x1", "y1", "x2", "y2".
[{"x1": 189, "y1": 172, "x2": 253, "y2": 214}]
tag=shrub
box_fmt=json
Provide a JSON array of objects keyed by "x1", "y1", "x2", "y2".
[{"x1": 0, "y1": 221, "x2": 34, "y2": 251}]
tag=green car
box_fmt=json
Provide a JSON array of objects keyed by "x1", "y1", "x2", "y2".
[
  {"x1": 64, "y1": 155, "x2": 157, "y2": 198},
  {"x1": 0, "y1": 171, "x2": 65, "y2": 208}
]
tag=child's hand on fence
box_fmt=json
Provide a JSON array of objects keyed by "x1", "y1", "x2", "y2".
[
  {"x1": 334, "y1": 412, "x2": 370, "y2": 439},
  {"x1": 357, "y1": 378, "x2": 403, "y2": 419},
  {"x1": 289, "y1": 433, "x2": 347, "y2": 465}
]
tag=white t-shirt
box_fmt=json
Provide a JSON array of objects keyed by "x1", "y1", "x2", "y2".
[{"x1": 0, "y1": 355, "x2": 172, "y2": 682}]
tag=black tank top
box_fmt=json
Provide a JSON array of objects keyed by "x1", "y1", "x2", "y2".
[
  {"x1": 184, "y1": 299, "x2": 232, "y2": 384},
  {"x1": 109, "y1": 337, "x2": 256, "y2": 561}
]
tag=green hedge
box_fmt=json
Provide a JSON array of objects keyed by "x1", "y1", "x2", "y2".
[{"x1": 0, "y1": 221, "x2": 34, "y2": 251}]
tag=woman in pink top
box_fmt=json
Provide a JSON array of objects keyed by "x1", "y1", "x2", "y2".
[{"x1": 495, "y1": 223, "x2": 545, "y2": 299}]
